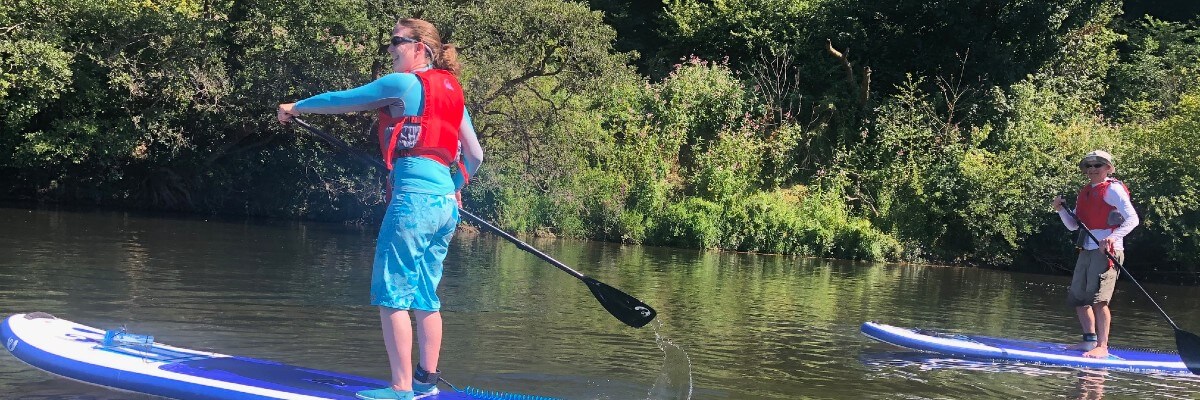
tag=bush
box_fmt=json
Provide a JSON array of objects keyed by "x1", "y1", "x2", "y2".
[
  {"x1": 656, "y1": 197, "x2": 723, "y2": 249},
  {"x1": 1122, "y1": 91, "x2": 1200, "y2": 272},
  {"x1": 650, "y1": 58, "x2": 749, "y2": 172}
]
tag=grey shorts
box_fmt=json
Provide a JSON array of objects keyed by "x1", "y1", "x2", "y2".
[{"x1": 1067, "y1": 249, "x2": 1122, "y2": 307}]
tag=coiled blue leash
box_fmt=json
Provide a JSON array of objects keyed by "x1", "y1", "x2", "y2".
[
  {"x1": 462, "y1": 386, "x2": 560, "y2": 400},
  {"x1": 438, "y1": 377, "x2": 560, "y2": 400}
]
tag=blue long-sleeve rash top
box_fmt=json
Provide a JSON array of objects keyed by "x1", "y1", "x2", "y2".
[{"x1": 294, "y1": 72, "x2": 475, "y2": 196}]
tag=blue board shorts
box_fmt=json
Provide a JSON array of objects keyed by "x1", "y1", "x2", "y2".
[{"x1": 371, "y1": 192, "x2": 459, "y2": 311}]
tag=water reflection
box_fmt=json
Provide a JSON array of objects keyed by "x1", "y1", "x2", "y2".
[
  {"x1": 857, "y1": 349, "x2": 1200, "y2": 399},
  {"x1": 1074, "y1": 370, "x2": 1106, "y2": 400},
  {"x1": 2, "y1": 206, "x2": 1200, "y2": 399}
]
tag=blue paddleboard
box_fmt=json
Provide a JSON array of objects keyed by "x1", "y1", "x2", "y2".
[
  {"x1": 2, "y1": 312, "x2": 550, "y2": 399},
  {"x1": 861, "y1": 321, "x2": 1189, "y2": 373}
]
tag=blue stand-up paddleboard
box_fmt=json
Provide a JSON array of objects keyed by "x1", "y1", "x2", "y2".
[
  {"x1": 2, "y1": 312, "x2": 556, "y2": 399},
  {"x1": 861, "y1": 321, "x2": 1189, "y2": 373}
]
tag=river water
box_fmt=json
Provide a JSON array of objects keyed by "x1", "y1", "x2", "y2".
[{"x1": 1, "y1": 206, "x2": 1199, "y2": 399}]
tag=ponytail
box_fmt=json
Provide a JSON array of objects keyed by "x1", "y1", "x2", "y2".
[
  {"x1": 397, "y1": 18, "x2": 461, "y2": 76},
  {"x1": 436, "y1": 43, "x2": 461, "y2": 76}
]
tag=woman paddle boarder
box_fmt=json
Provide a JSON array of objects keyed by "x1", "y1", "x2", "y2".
[{"x1": 277, "y1": 18, "x2": 483, "y2": 400}]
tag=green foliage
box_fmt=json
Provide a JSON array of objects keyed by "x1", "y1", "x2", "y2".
[
  {"x1": 651, "y1": 58, "x2": 749, "y2": 165},
  {"x1": 690, "y1": 128, "x2": 761, "y2": 201},
  {"x1": 6, "y1": 0, "x2": 1200, "y2": 274},
  {"x1": 0, "y1": 0, "x2": 631, "y2": 219},
  {"x1": 721, "y1": 182, "x2": 899, "y2": 259},
  {"x1": 583, "y1": 0, "x2": 671, "y2": 76},
  {"x1": 851, "y1": 25, "x2": 1122, "y2": 265},
  {"x1": 648, "y1": 183, "x2": 899, "y2": 260},
  {"x1": 665, "y1": 0, "x2": 1120, "y2": 92},
  {"x1": 1122, "y1": 92, "x2": 1200, "y2": 271},
  {"x1": 445, "y1": 0, "x2": 641, "y2": 231},
  {"x1": 757, "y1": 122, "x2": 812, "y2": 189},
  {"x1": 1107, "y1": 17, "x2": 1200, "y2": 123},
  {"x1": 657, "y1": 197, "x2": 723, "y2": 249},
  {"x1": 0, "y1": 38, "x2": 71, "y2": 136},
  {"x1": 853, "y1": 76, "x2": 971, "y2": 260},
  {"x1": 665, "y1": 0, "x2": 818, "y2": 60}
]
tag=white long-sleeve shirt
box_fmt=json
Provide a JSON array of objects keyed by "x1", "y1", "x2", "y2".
[{"x1": 1058, "y1": 181, "x2": 1138, "y2": 250}]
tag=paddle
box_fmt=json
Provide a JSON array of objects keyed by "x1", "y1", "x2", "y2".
[
  {"x1": 1060, "y1": 206, "x2": 1200, "y2": 374},
  {"x1": 290, "y1": 117, "x2": 657, "y2": 328}
]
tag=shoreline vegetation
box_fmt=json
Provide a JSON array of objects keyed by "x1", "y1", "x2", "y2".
[{"x1": 3, "y1": 1, "x2": 1200, "y2": 280}]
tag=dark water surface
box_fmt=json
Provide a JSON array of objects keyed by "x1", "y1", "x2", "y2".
[{"x1": 2, "y1": 206, "x2": 1200, "y2": 399}]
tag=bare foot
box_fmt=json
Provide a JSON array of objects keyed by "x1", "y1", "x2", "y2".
[
  {"x1": 1067, "y1": 341, "x2": 1097, "y2": 351},
  {"x1": 1081, "y1": 346, "x2": 1109, "y2": 358}
]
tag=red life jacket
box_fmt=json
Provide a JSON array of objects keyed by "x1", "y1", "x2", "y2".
[
  {"x1": 376, "y1": 69, "x2": 466, "y2": 179},
  {"x1": 1075, "y1": 178, "x2": 1130, "y2": 230}
]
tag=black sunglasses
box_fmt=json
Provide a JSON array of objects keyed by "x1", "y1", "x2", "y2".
[
  {"x1": 1083, "y1": 163, "x2": 1107, "y2": 169},
  {"x1": 390, "y1": 36, "x2": 419, "y2": 46}
]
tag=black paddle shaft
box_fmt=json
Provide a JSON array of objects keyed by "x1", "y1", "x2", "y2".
[
  {"x1": 1060, "y1": 207, "x2": 1178, "y2": 329},
  {"x1": 290, "y1": 118, "x2": 657, "y2": 328},
  {"x1": 1060, "y1": 205, "x2": 1200, "y2": 374}
]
